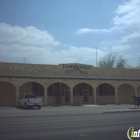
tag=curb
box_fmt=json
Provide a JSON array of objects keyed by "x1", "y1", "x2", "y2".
[
  {"x1": 103, "y1": 109, "x2": 140, "y2": 113},
  {"x1": 0, "y1": 107, "x2": 13, "y2": 109}
]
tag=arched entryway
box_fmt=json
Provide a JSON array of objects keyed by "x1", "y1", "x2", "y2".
[
  {"x1": 97, "y1": 83, "x2": 115, "y2": 104},
  {"x1": 118, "y1": 84, "x2": 135, "y2": 104},
  {"x1": 0, "y1": 81, "x2": 16, "y2": 107},
  {"x1": 19, "y1": 82, "x2": 44, "y2": 97},
  {"x1": 73, "y1": 83, "x2": 93, "y2": 105},
  {"x1": 47, "y1": 82, "x2": 70, "y2": 105}
]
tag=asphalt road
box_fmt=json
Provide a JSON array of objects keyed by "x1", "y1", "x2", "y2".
[{"x1": 0, "y1": 110, "x2": 140, "y2": 140}]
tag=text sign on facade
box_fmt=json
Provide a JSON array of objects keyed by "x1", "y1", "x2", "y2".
[{"x1": 62, "y1": 64, "x2": 91, "y2": 74}]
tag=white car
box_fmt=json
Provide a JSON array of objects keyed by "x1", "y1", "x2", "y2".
[{"x1": 18, "y1": 93, "x2": 43, "y2": 109}]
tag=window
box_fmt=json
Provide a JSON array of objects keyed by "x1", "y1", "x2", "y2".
[
  {"x1": 25, "y1": 94, "x2": 36, "y2": 98},
  {"x1": 20, "y1": 95, "x2": 24, "y2": 99},
  {"x1": 47, "y1": 83, "x2": 69, "y2": 96},
  {"x1": 73, "y1": 83, "x2": 92, "y2": 96},
  {"x1": 98, "y1": 83, "x2": 114, "y2": 96}
]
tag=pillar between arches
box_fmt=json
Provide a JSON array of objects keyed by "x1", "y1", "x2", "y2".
[
  {"x1": 115, "y1": 87, "x2": 118, "y2": 104},
  {"x1": 94, "y1": 87, "x2": 97, "y2": 105},
  {"x1": 134, "y1": 87, "x2": 137, "y2": 96},
  {"x1": 16, "y1": 86, "x2": 20, "y2": 106},
  {"x1": 70, "y1": 87, "x2": 73, "y2": 106},
  {"x1": 44, "y1": 87, "x2": 48, "y2": 106}
]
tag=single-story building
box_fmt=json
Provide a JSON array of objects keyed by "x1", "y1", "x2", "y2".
[{"x1": 0, "y1": 62, "x2": 140, "y2": 107}]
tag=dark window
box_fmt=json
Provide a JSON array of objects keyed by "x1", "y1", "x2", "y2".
[
  {"x1": 25, "y1": 94, "x2": 36, "y2": 98},
  {"x1": 47, "y1": 83, "x2": 69, "y2": 96},
  {"x1": 98, "y1": 83, "x2": 114, "y2": 96},
  {"x1": 61, "y1": 84, "x2": 69, "y2": 96},
  {"x1": 53, "y1": 83, "x2": 60, "y2": 96},
  {"x1": 32, "y1": 82, "x2": 44, "y2": 96},
  {"x1": 20, "y1": 95, "x2": 24, "y2": 99},
  {"x1": 48, "y1": 85, "x2": 53, "y2": 96},
  {"x1": 73, "y1": 83, "x2": 92, "y2": 96}
]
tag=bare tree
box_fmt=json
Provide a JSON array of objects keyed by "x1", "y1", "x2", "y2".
[
  {"x1": 116, "y1": 56, "x2": 127, "y2": 68},
  {"x1": 98, "y1": 53, "x2": 117, "y2": 68},
  {"x1": 98, "y1": 53, "x2": 128, "y2": 68}
]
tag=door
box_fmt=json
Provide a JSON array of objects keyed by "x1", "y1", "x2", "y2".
[
  {"x1": 64, "y1": 90, "x2": 70, "y2": 103},
  {"x1": 83, "y1": 90, "x2": 89, "y2": 103}
]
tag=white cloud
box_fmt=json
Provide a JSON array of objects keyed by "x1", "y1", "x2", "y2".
[
  {"x1": 111, "y1": 45, "x2": 131, "y2": 52},
  {"x1": 1, "y1": 0, "x2": 140, "y2": 67},
  {"x1": 0, "y1": 23, "x2": 60, "y2": 64},
  {"x1": 75, "y1": 28, "x2": 109, "y2": 35},
  {"x1": 76, "y1": 0, "x2": 140, "y2": 35},
  {"x1": 0, "y1": 43, "x2": 52, "y2": 63},
  {"x1": 0, "y1": 23, "x2": 105, "y2": 65},
  {"x1": 120, "y1": 31, "x2": 140, "y2": 43},
  {"x1": 54, "y1": 46, "x2": 105, "y2": 64},
  {"x1": 0, "y1": 23, "x2": 60, "y2": 47},
  {"x1": 113, "y1": 0, "x2": 140, "y2": 27},
  {"x1": 74, "y1": 0, "x2": 140, "y2": 66}
]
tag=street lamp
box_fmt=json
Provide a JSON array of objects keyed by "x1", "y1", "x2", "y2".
[
  {"x1": 96, "y1": 46, "x2": 98, "y2": 67},
  {"x1": 24, "y1": 57, "x2": 26, "y2": 64}
]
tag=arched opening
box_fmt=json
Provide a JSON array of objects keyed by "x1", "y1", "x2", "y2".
[
  {"x1": 47, "y1": 82, "x2": 70, "y2": 105},
  {"x1": 118, "y1": 84, "x2": 135, "y2": 104},
  {"x1": 98, "y1": 83, "x2": 115, "y2": 96},
  {"x1": 0, "y1": 81, "x2": 16, "y2": 107},
  {"x1": 20, "y1": 82, "x2": 44, "y2": 97},
  {"x1": 97, "y1": 83, "x2": 115, "y2": 104},
  {"x1": 73, "y1": 83, "x2": 93, "y2": 105}
]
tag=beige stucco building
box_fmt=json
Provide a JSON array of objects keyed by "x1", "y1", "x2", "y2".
[{"x1": 0, "y1": 62, "x2": 140, "y2": 107}]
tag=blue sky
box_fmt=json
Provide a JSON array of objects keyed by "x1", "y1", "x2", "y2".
[{"x1": 0, "y1": 0, "x2": 140, "y2": 66}]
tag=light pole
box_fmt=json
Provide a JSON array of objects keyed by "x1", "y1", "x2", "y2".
[
  {"x1": 24, "y1": 57, "x2": 26, "y2": 64},
  {"x1": 96, "y1": 46, "x2": 99, "y2": 104},
  {"x1": 96, "y1": 46, "x2": 98, "y2": 67}
]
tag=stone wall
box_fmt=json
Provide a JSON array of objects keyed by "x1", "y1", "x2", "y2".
[
  {"x1": 98, "y1": 96, "x2": 116, "y2": 105},
  {"x1": 0, "y1": 81, "x2": 16, "y2": 106},
  {"x1": 0, "y1": 62, "x2": 140, "y2": 78},
  {"x1": 118, "y1": 84, "x2": 135, "y2": 104}
]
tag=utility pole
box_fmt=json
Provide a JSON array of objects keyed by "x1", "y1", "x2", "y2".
[
  {"x1": 96, "y1": 46, "x2": 99, "y2": 104},
  {"x1": 96, "y1": 46, "x2": 98, "y2": 67},
  {"x1": 24, "y1": 57, "x2": 26, "y2": 64}
]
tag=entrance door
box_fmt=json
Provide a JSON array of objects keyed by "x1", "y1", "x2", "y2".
[
  {"x1": 83, "y1": 90, "x2": 89, "y2": 103},
  {"x1": 64, "y1": 90, "x2": 70, "y2": 103}
]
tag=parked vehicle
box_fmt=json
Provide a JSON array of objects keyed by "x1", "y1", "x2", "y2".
[{"x1": 18, "y1": 93, "x2": 43, "y2": 109}]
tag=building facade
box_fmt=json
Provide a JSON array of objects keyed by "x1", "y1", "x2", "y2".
[{"x1": 0, "y1": 62, "x2": 140, "y2": 107}]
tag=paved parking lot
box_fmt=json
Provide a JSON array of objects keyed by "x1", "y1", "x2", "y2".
[{"x1": 0, "y1": 104, "x2": 140, "y2": 117}]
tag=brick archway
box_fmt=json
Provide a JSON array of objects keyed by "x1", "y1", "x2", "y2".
[
  {"x1": 0, "y1": 81, "x2": 16, "y2": 107},
  {"x1": 118, "y1": 84, "x2": 135, "y2": 104},
  {"x1": 97, "y1": 83, "x2": 115, "y2": 104},
  {"x1": 19, "y1": 82, "x2": 44, "y2": 97},
  {"x1": 47, "y1": 82, "x2": 70, "y2": 105},
  {"x1": 73, "y1": 83, "x2": 93, "y2": 105}
]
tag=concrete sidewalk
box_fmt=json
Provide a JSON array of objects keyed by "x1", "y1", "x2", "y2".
[
  {"x1": 0, "y1": 104, "x2": 140, "y2": 117},
  {"x1": 90, "y1": 104, "x2": 140, "y2": 113}
]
